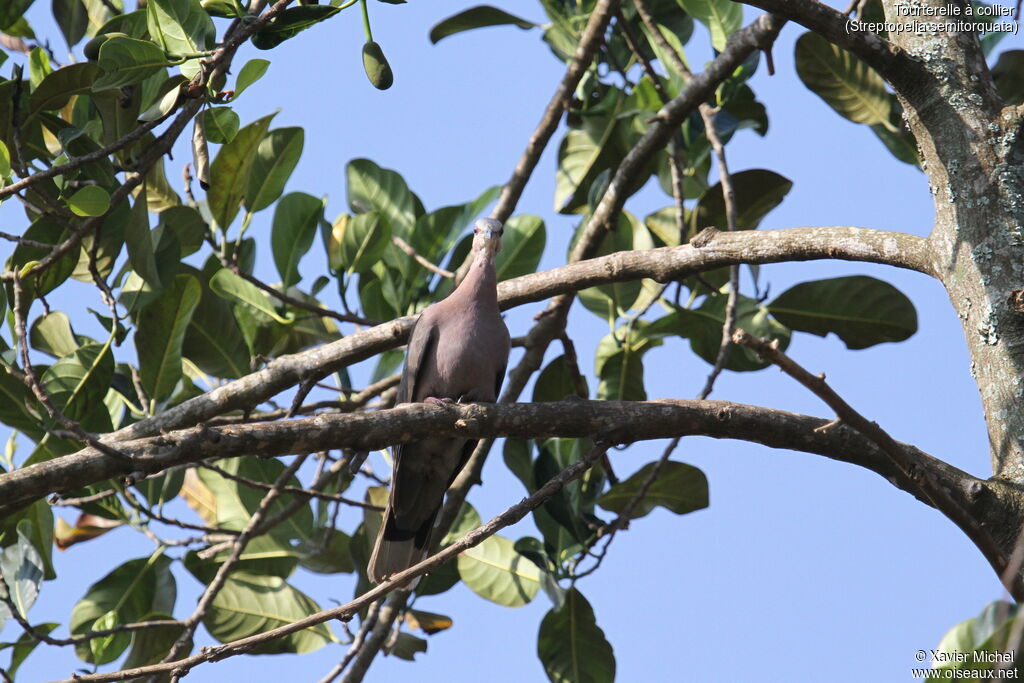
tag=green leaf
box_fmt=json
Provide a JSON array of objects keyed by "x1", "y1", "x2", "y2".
[
  {"x1": 677, "y1": 0, "x2": 740, "y2": 51},
  {"x1": 146, "y1": 0, "x2": 214, "y2": 57},
  {"x1": 0, "y1": 0, "x2": 35, "y2": 32},
  {"x1": 210, "y1": 268, "x2": 292, "y2": 324},
  {"x1": 993, "y1": 50, "x2": 1024, "y2": 105},
  {"x1": 494, "y1": 214, "x2": 545, "y2": 281},
  {"x1": 202, "y1": 106, "x2": 239, "y2": 144},
  {"x1": 122, "y1": 612, "x2": 187, "y2": 670},
  {"x1": 124, "y1": 186, "x2": 162, "y2": 288},
  {"x1": 795, "y1": 31, "x2": 891, "y2": 126},
  {"x1": 347, "y1": 158, "x2": 416, "y2": 240},
  {"x1": 185, "y1": 534, "x2": 298, "y2": 583},
  {"x1": 250, "y1": 5, "x2": 340, "y2": 50},
  {"x1": 0, "y1": 524, "x2": 44, "y2": 629},
  {"x1": 204, "y1": 573, "x2": 331, "y2": 653},
  {"x1": 41, "y1": 342, "x2": 114, "y2": 430},
  {"x1": 235, "y1": 58, "x2": 270, "y2": 97},
  {"x1": 387, "y1": 632, "x2": 427, "y2": 660},
  {"x1": 691, "y1": 169, "x2": 793, "y2": 232},
  {"x1": 54, "y1": 0, "x2": 89, "y2": 46},
  {"x1": 29, "y1": 311, "x2": 78, "y2": 358},
  {"x1": 296, "y1": 529, "x2": 354, "y2": 574},
  {"x1": 0, "y1": 500, "x2": 55, "y2": 581},
  {"x1": 27, "y1": 62, "x2": 99, "y2": 121},
  {"x1": 207, "y1": 113, "x2": 275, "y2": 230},
  {"x1": 244, "y1": 126, "x2": 304, "y2": 213},
  {"x1": 332, "y1": 211, "x2": 391, "y2": 276},
  {"x1": 767, "y1": 275, "x2": 918, "y2": 349},
  {"x1": 675, "y1": 293, "x2": 791, "y2": 371},
  {"x1": 94, "y1": 36, "x2": 170, "y2": 91},
  {"x1": 598, "y1": 461, "x2": 708, "y2": 519},
  {"x1": 457, "y1": 533, "x2": 542, "y2": 607},
  {"x1": 578, "y1": 211, "x2": 653, "y2": 321},
  {"x1": 182, "y1": 274, "x2": 250, "y2": 379},
  {"x1": 537, "y1": 588, "x2": 615, "y2": 683},
  {"x1": 272, "y1": 192, "x2": 324, "y2": 288},
  {"x1": 429, "y1": 5, "x2": 537, "y2": 44},
  {"x1": 9, "y1": 216, "x2": 77, "y2": 298},
  {"x1": 136, "y1": 274, "x2": 201, "y2": 402},
  {"x1": 7, "y1": 622, "x2": 57, "y2": 678},
  {"x1": 533, "y1": 354, "x2": 587, "y2": 402},
  {"x1": 138, "y1": 74, "x2": 187, "y2": 122},
  {"x1": 156, "y1": 205, "x2": 207, "y2": 258},
  {"x1": 70, "y1": 554, "x2": 176, "y2": 665},
  {"x1": 0, "y1": 139, "x2": 10, "y2": 178},
  {"x1": 594, "y1": 324, "x2": 662, "y2": 401},
  {"x1": 67, "y1": 185, "x2": 110, "y2": 216},
  {"x1": 927, "y1": 602, "x2": 1024, "y2": 678}
]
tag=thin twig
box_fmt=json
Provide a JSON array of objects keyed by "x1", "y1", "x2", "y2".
[
  {"x1": 391, "y1": 236, "x2": 454, "y2": 278},
  {"x1": 163, "y1": 452, "x2": 310, "y2": 663},
  {"x1": 733, "y1": 329, "x2": 1024, "y2": 600},
  {"x1": 58, "y1": 445, "x2": 609, "y2": 683}
]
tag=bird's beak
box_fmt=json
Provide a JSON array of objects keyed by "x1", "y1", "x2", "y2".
[{"x1": 481, "y1": 227, "x2": 497, "y2": 239}]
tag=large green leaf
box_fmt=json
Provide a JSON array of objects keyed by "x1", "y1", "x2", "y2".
[
  {"x1": 207, "y1": 113, "x2": 275, "y2": 230},
  {"x1": 795, "y1": 31, "x2": 891, "y2": 126},
  {"x1": 691, "y1": 169, "x2": 793, "y2": 233},
  {"x1": 136, "y1": 273, "x2": 201, "y2": 402},
  {"x1": 94, "y1": 36, "x2": 169, "y2": 91},
  {"x1": 26, "y1": 62, "x2": 98, "y2": 121},
  {"x1": 927, "y1": 602, "x2": 1024, "y2": 680},
  {"x1": 0, "y1": 0, "x2": 34, "y2": 29},
  {"x1": 332, "y1": 211, "x2": 391, "y2": 276},
  {"x1": 271, "y1": 192, "x2": 324, "y2": 288},
  {"x1": 41, "y1": 341, "x2": 114, "y2": 430},
  {"x1": 598, "y1": 461, "x2": 708, "y2": 519},
  {"x1": 677, "y1": 0, "x2": 741, "y2": 51},
  {"x1": 0, "y1": 524, "x2": 44, "y2": 631},
  {"x1": 244, "y1": 127, "x2": 304, "y2": 213},
  {"x1": 54, "y1": 0, "x2": 88, "y2": 46},
  {"x1": 670, "y1": 293, "x2": 791, "y2": 371},
  {"x1": 70, "y1": 554, "x2": 176, "y2": 665},
  {"x1": 67, "y1": 185, "x2": 110, "y2": 217},
  {"x1": 594, "y1": 323, "x2": 662, "y2": 401},
  {"x1": 121, "y1": 612, "x2": 187, "y2": 671},
  {"x1": 29, "y1": 311, "x2": 78, "y2": 358},
  {"x1": 250, "y1": 5, "x2": 340, "y2": 50},
  {"x1": 457, "y1": 533, "x2": 542, "y2": 607},
  {"x1": 537, "y1": 588, "x2": 615, "y2": 683},
  {"x1": 494, "y1": 214, "x2": 546, "y2": 281},
  {"x1": 429, "y1": 6, "x2": 537, "y2": 44},
  {"x1": 992, "y1": 50, "x2": 1024, "y2": 105},
  {"x1": 767, "y1": 275, "x2": 917, "y2": 349},
  {"x1": 0, "y1": 500, "x2": 55, "y2": 580},
  {"x1": 533, "y1": 354, "x2": 588, "y2": 402},
  {"x1": 203, "y1": 573, "x2": 331, "y2": 654},
  {"x1": 578, "y1": 211, "x2": 653, "y2": 321},
  {"x1": 124, "y1": 186, "x2": 162, "y2": 288},
  {"x1": 347, "y1": 158, "x2": 416, "y2": 240},
  {"x1": 210, "y1": 268, "x2": 292, "y2": 324},
  {"x1": 184, "y1": 534, "x2": 298, "y2": 584},
  {"x1": 9, "y1": 216, "x2": 77, "y2": 298},
  {"x1": 146, "y1": 0, "x2": 214, "y2": 57},
  {"x1": 202, "y1": 106, "x2": 239, "y2": 144}
]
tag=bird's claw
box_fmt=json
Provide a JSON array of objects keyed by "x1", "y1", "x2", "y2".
[{"x1": 424, "y1": 396, "x2": 455, "y2": 406}]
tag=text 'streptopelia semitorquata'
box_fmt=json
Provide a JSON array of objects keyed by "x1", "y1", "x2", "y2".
[{"x1": 368, "y1": 217, "x2": 511, "y2": 583}]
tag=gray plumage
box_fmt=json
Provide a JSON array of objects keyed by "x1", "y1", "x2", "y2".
[{"x1": 368, "y1": 218, "x2": 511, "y2": 584}]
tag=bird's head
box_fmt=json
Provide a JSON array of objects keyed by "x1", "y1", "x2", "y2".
[{"x1": 472, "y1": 218, "x2": 504, "y2": 258}]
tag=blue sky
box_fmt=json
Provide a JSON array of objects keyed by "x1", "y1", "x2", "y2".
[{"x1": 2, "y1": 1, "x2": 1021, "y2": 681}]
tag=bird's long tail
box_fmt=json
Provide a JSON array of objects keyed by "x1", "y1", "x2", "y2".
[{"x1": 368, "y1": 505, "x2": 438, "y2": 584}]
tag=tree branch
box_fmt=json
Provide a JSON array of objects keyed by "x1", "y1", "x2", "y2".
[{"x1": 1, "y1": 396, "x2": 976, "y2": 516}]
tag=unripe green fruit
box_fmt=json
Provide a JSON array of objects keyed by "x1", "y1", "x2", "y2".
[
  {"x1": 83, "y1": 32, "x2": 125, "y2": 61},
  {"x1": 362, "y1": 41, "x2": 393, "y2": 91}
]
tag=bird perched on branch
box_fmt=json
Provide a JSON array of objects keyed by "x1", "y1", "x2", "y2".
[{"x1": 369, "y1": 217, "x2": 511, "y2": 583}]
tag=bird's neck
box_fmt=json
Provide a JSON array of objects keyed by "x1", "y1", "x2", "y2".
[{"x1": 459, "y1": 248, "x2": 498, "y2": 308}]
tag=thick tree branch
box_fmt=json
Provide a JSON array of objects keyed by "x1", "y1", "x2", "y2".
[
  {"x1": 88, "y1": 226, "x2": 932, "y2": 450},
  {"x1": 1, "y1": 396, "x2": 975, "y2": 516}
]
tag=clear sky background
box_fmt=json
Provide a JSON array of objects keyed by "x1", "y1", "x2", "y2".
[{"x1": 2, "y1": 1, "x2": 1022, "y2": 681}]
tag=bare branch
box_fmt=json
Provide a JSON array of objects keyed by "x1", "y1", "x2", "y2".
[{"x1": 733, "y1": 329, "x2": 1023, "y2": 600}]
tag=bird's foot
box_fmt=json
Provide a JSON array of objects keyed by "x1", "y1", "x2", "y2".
[{"x1": 424, "y1": 396, "x2": 455, "y2": 406}]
